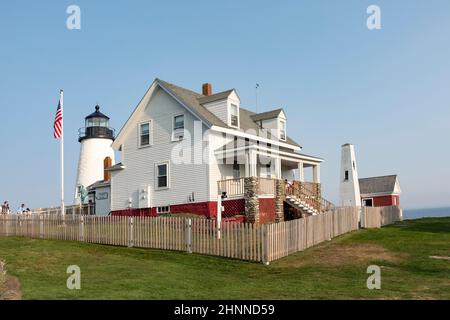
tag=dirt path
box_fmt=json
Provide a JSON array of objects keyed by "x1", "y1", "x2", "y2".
[{"x1": 0, "y1": 259, "x2": 22, "y2": 300}]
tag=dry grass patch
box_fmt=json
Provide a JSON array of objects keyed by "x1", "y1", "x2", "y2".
[{"x1": 279, "y1": 242, "x2": 404, "y2": 268}]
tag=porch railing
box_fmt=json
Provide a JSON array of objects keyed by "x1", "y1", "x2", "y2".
[
  {"x1": 218, "y1": 178, "x2": 245, "y2": 197},
  {"x1": 218, "y1": 177, "x2": 276, "y2": 198}
]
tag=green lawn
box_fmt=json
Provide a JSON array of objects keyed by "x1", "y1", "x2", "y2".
[{"x1": 0, "y1": 217, "x2": 449, "y2": 299}]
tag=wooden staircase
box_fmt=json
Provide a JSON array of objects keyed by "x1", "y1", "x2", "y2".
[
  {"x1": 286, "y1": 194, "x2": 320, "y2": 215},
  {"x1": 285, "y1": 182, "x2": 335, "y2": 216}
]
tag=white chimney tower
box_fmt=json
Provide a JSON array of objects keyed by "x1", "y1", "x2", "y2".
[
  {"x1": 75, "y1": 105, "x2": 115, "y2": 204},
  {"x1": 339, "y1": 143, "x2": 361, "y2": 207}
]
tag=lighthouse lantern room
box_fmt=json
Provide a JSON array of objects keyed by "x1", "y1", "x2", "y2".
[{"x1": 75, "y1": 105, "x2": 115, "y2": 204}]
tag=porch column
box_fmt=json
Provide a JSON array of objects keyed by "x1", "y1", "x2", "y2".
[
  {"x1": 244, "y1": 151, "x2": 250, "y2": 178},
  {"x1": 274, "y1": 157, "x2": 282, "y2": 179},
  {"x1": 249, "y1": 149, "x2": 257, "y2": 177},
  {"x1": 313, "y1": 164, "x2": 321, "y2": 183},
  {"x1": 298, "y1": 161, "x2": 305, "y2": 182}
]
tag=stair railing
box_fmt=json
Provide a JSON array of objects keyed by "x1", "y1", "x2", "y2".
[{"x1": 285, "y1": 182, "x2": 335, "y2": 213}]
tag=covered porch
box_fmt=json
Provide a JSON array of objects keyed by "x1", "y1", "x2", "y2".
[{"x1": 215, "y1": 144, "x2": 323, "y2": 198}]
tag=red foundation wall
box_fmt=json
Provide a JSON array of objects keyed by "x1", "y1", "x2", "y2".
[
  {"x1": 112, "y1": 201, "x2": 217, "y2": 218},
  {"x1": 259, "y1": 198, "x2": 276, "y2": 224}
]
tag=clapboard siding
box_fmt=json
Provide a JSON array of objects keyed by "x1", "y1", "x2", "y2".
[
  {"x1": 111, "y1": 87, "x2": 209, "y2": 210},
  {"x1": 207, "y1": 130, "x2": 235, "y2": 201},
  {"x1": 203, "y1": 99, "x2": 228, "y2": 126}
]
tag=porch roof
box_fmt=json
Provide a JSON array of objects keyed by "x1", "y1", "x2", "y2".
[{"x1": 215, "y1": 141, "x2": 323, "y2": 164}]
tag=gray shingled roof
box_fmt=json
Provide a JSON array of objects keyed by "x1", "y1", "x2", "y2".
[
  {"x1": 105, "y1": 162, "x2": 125, "y2": 171},
  {"x1": 197, "y1": 89, "x2": 234, "y2": 104},
  {"x1": 240, "y1": 108, "x2": 300, "y2": 147},
  {"x1": 87, "y1": 180, "x2": 111, "y2": 190},
  {"x1": 250, "y1": 108, "x2": 284, "y2": 122},
  {"x1": 157, "y1": 79, "x2": 226, "y2": 127},
  {"x1": 156, "y1": 79, "x2": 301, "y2": 148},
  {"x1": 359, "y1": 175, "x2": 398, "y2": 195}
]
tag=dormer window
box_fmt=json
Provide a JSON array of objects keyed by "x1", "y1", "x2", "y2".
[
  {"x1": 230, "y1": 104, "x2": 239, "y2": 127},
  {"x1": 279, "y1": 120, "x2": 286, "y2": 141}
]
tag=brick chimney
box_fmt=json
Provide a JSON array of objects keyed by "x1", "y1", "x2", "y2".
[
  {"x1": 202, "y1": 83, "x2": 212, "y2": 96},
  {"x1": 103, "y1": 157, "x2": 112, "y2": 182}
]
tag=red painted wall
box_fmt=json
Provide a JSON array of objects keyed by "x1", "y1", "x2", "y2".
[
  {"x1": 111, "y1": 197, "x2": 277, "y2": 224},
  {"x1": 170, "y1": 201, "x2": 217, "y2": 218},
  {"x1": 112, "y1": 201, "x2": 217, "y2": 218},
  {"x1": 222, "y1": 198, "x2": 245, "y2": 217},
  {"x1": 112, "y1": 208, "x2": 156, "y2": 217},
  {"x1": 372, "y1": 195, "x2": 400, "y2": 207},
  {"x1": 259, "y1": 198, "x2": 276, "y2": 224}
]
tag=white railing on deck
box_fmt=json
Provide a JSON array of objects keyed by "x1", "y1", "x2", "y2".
[
  {"x1": 217, "y1": 177, "x2": 276, "y2": 198},
  {"x1": 218, "y1": 178, "x2": 245, "y2": 197}
]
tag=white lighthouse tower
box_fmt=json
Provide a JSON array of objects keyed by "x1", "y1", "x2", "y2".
[
  {"x1": 75, "y1": 105, "x2": 115, "y2": 204},
  {"x1": 339, "y1": 143, "x2": 361, "y2": 207}
]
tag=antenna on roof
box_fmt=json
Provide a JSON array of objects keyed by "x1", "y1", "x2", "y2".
[{"x1": 255, "y1": 83, "x2": 260, "y2": 113}]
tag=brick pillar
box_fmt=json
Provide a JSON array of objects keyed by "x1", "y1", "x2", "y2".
[
  {"x1": 292, "y1": 180, "x2": 302, "y2": 198},
  {"x1": 244, "y1": 177, "x2": 260, "y2": 224},
  {"x1": 316, "y1": 183, "x2": 322, "y2": 213},
  {"x1": 275, "y1": 179, "x2": 285, "y2": 223}
]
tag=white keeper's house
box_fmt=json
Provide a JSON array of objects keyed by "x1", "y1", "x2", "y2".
[{"x1": 99, "y1": 79, "x2": 331, "y2": 223}]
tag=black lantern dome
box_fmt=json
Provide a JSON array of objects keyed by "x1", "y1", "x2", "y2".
[{"x1": 79, "y1": 105, "x2": 115, "y2": 142}]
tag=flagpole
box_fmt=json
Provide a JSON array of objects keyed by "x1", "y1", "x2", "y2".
[{"x1": 60, "y1": 89, "x2": 65, "y2": 217}]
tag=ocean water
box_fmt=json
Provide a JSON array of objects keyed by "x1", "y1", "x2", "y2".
[{"x1": 403, "y1": 207, "x2": 450, "y2": 220}]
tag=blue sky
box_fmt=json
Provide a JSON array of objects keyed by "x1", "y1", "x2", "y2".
[{"x1": 1, "y1": 0, "x2": 449, "y2": 210}]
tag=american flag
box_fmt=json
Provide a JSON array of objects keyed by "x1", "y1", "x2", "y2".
[{"x1": 53, "y1": 91, "x2": 63, "y2": 139}]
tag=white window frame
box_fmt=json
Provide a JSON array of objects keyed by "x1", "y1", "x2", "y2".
[
  {"x1": 155, "y1": 161, "x2": 170, "y2": 190},
  {"x1": 157, "y1": 206, "x2": 170, "y2": 214},
  {"x1": 362, "y1": 198, "x2": 374, "y2": 207},
  {"x1": 230, "y1": 103, "x2": 239, "y2": 128},
  {"x1": 279, "y1": 119, "x2": 286, "y2": 141},
  {"x1": 138, "y1": 120, "x2": 153, "y2": 148},
  {"x1": 172, "y1": 113, "x2": 185, "y2": 142}
]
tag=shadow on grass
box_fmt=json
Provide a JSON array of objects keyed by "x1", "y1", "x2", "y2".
[{"x1": 394, "y1": 217, "x2": 450, "y2": 234}]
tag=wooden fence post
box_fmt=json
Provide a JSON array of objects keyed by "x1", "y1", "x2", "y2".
[
  {"x1": 5, "y1": 215, "x2": 9, "y2": 236},
  {"x1": 80, "y1": 215, "x2": 85, "y2": 241},
  {"x1": 186, "y1": 218, "x2": 192, "y2": 253},
  {"x1": 39, "y1": 215, "x2": 44, "y2": 239},
  {"x1": 128, "y1": 217, "x2": 134, "y2": 248},
  {"x1": 262, "y1": 224, "x2": 269, "y2": 265},
  {"x1": 217, "y1": 195, "x2": 222, "y2": 239}
]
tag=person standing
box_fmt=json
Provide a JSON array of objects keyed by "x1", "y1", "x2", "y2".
[
  {"x1": 17, "y1": 203, "x2": 25, "y2": 215},
  {"x1": 2, "y1": 201, "x2": 10, "y2": 215}
]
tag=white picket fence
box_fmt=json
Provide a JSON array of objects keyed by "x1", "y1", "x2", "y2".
[
  {"x1": 0, "y1": 206, "x2": 401, "y2": 263},
  {"x1": 361, "y1": 206, "x2": 403, "y2": 229},
  {"x1": 265, "y1": 207, "x2": 359, "y2": 261}
]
